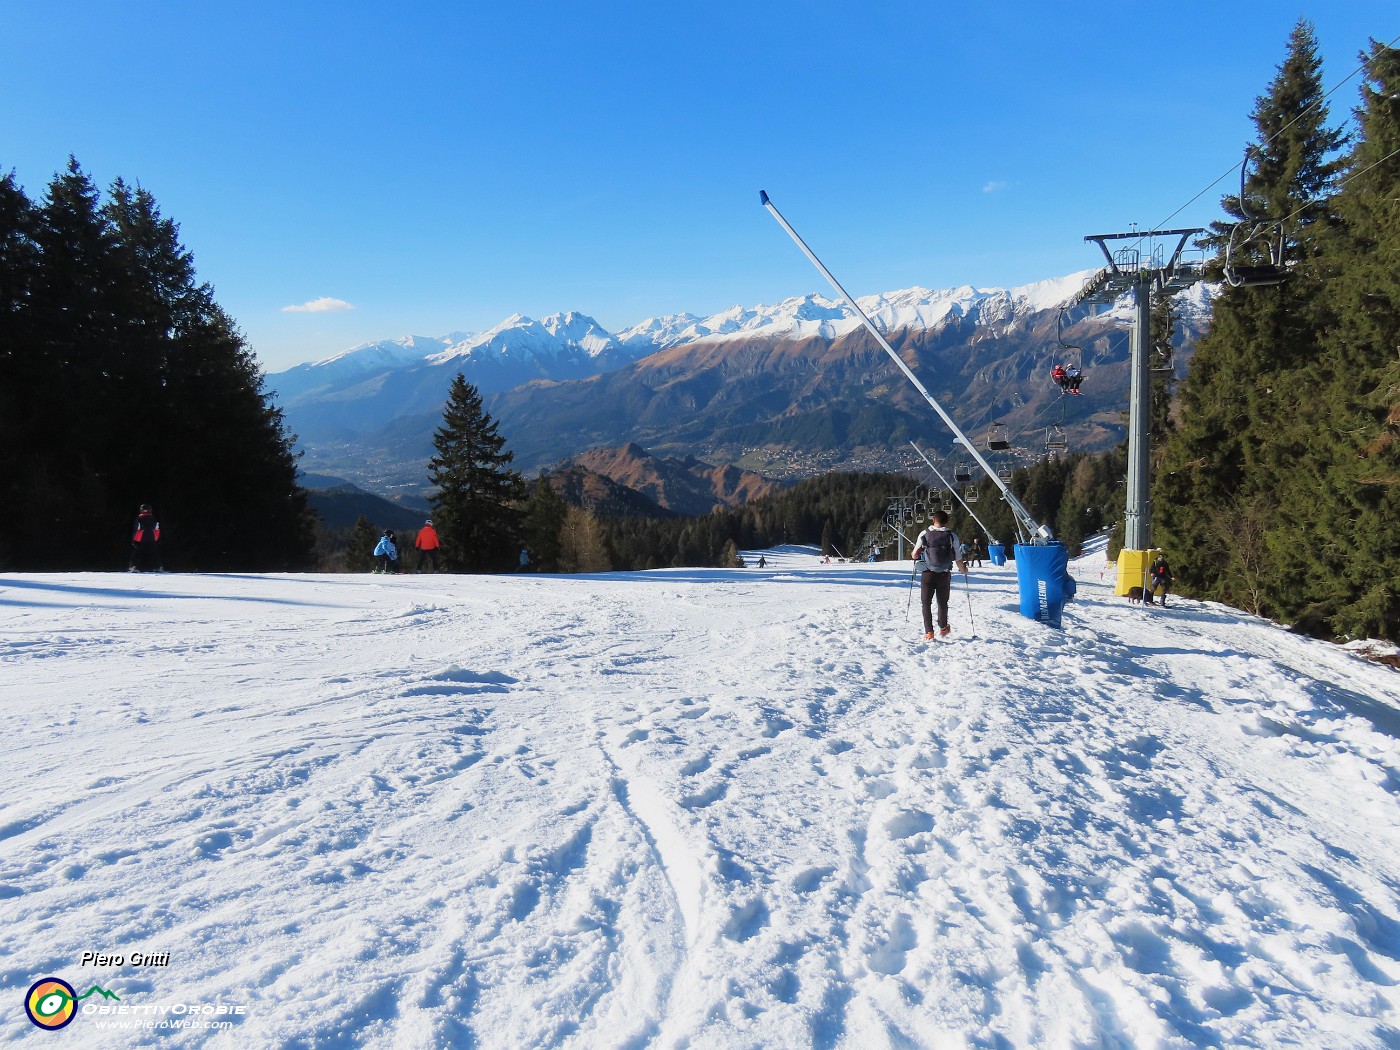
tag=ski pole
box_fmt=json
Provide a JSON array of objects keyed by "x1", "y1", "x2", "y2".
[
  {"x1": 906, "y1": 567, "x2": 918, "y2": 621},
  {"x1": 963, "y1": 570, "x2": 977, "y2": 639}
]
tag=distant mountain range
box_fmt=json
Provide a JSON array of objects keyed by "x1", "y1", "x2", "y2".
[
  {"x1": 270, "y1": 273, "x2": 1213, "y2": 497},
  {"x1": 303, "y1": 445, "x2": 784, "y2": 530}
]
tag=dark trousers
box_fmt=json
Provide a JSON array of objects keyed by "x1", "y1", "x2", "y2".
[
  {"x1": 1148, "y1": 579, "x2": 1170, "y2": 605},
  {"x1": 130, "y1": 543, "x2": 160, "y2": 572},
  {"x1": 920, "y1": 570, "x2": 952, "y2": 633},
  {"x1": 417, "y1": 548, "x2": 439, "y2": 572}
]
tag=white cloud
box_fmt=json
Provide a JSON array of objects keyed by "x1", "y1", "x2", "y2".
[
  {"x1": 982, "y1": 181, "x2": 1010, "y2": 194},
  {"x1": 282, "y1": 297, "x2": 355, "y2": 314}
]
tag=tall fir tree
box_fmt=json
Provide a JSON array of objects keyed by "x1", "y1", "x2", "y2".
[
  {"x1": 0, "y1": 161, "x2": 314, "y2": 570},
  {"x1": 427, "y1": 374, "x2": 525, "y2": 571},
  {"x1": 0, "y1": 172, "x2": 41, "y2": 565},
  {"x1": 521, "y1": 474, "x2": 568, "y2": 572},
  {"x1": 346, "y1": 515, "x2": 380, "y2": 573},
  {"x1": 1155, "y1": 20, "x2": 1346, "y2": 616},
  {"x1": 1296, "y1": 41, "x2": 1400, "y2": 639}
]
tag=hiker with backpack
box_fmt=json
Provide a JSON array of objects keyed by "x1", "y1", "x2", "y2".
[{"x1": 912, "y1": 509, "x2": 968, "y2": 639}]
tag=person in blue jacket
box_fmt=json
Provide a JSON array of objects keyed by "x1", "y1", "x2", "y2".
[{"x1": 373, "y1": 530, "x2": 399, "y2": 574}]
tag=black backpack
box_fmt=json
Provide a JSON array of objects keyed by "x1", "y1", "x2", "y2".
[{"x1": 921, "y1": 529, "x2": 955, "y2": 572}]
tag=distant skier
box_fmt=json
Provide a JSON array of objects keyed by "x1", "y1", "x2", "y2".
[
  {"x1": 758, "y1": 556, "x2": 766, "y2": 569},
  {"x1": 1066, "y1": 365, "x2": 1083, "y2": 393},
  {"x1": 128, "y1": 504, "x2": 162, "y2": 572},
  {"x1": 1147, "y1": 553, "x2": 1173, "y2": 606},
  {"x1": 1052, "y1": 364, "x2": 1069, "y2": 391},
  {"x1": 518, "y1": 547, "x2": 530, "y2": 573},
  {"x1": 967, "y1": 537, "x2": 984, "y2": 568},
  {"x1": 373, "y1": 530, "x2": 399, "y2": 574},
  {"x1": 912, "y1": 510, "x2": 967, "y2": 640},
  {"x1": 415, "y1": 519, "x2": 441, "y2": 573}
]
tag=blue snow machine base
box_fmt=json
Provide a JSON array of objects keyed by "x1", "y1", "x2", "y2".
[
  {"x1": 1014, "y1": 543, "x2": 1076, "y2": 628},
  {"x1": 988, "y1": 544, "x2": 1007, "y2": 567}
]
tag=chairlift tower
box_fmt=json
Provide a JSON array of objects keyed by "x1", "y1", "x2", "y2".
[
  {"x1": 886, "y1": 494, "x2": 917, "y2": 560},
  {"x1": 1072, "y1": 227, "x2": 1204, "y2": 589}
]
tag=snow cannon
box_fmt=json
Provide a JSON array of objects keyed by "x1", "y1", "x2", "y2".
[
  {"x1": 988, "y1": 544, "x2": 1007, "y2": 567},
  {"x1": 1014, "y1": 543, "x2": 1075, "y2": 628}
]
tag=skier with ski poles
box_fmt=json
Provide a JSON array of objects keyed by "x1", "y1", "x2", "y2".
[{"x1": 912, "y1": 510, "x2": 967, "y2": 640}]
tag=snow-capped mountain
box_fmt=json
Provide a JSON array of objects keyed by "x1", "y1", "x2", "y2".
[
  {"x1": 624, "y1": 271, "x2": 1108, "y2": 350},
  {"x1": 271, "y1": 269, "x2": 1143, "y2": 405},
  {"x1": 270, "y1": 271, "x2": 1214, "y2": 493},
  {"x1": 422, "y1": 311, "x2": 629, "y2": 373}
]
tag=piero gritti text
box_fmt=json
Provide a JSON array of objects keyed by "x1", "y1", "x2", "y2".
[{"x1": 80, "y1": 951, "x2": 171, "y2": 967}]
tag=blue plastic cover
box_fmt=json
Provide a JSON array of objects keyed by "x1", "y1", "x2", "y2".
[
  {"x1": 1014, "y1": 543, "x2": 1074, "y2": 628},
  {"x1": 988, "y1": 543, "x2": 1007, "y2": 566}
]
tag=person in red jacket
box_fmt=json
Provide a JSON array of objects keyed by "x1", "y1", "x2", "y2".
[
  {"x1": 415, "y1": 519, "x2": 441, "y2": 572},
  {"x1": 129, "y1": 504, "x2": 162, "y2": 572}
]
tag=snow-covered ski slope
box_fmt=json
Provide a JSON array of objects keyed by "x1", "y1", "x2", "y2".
[{"x1": 3, "y1": 545, "x2": 1399, "y2": 1048}]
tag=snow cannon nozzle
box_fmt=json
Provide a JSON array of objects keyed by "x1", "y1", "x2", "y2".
[{"x1": 759, "y1": 190, "x2": 770, "y2": 206}]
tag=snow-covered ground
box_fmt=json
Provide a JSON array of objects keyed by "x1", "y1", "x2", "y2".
[{"x1": 3, "y1": 544, "x2": 1399, "y2": 1048}]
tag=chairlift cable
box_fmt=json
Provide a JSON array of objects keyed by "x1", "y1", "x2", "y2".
[
  {"x1": 758, "y1": 191, "x2": 1055, "y2": 542},
  {"x1": 909, "y1": 442, "x2": 1006, "y2": 545},
  {"x1": 1140, "y1": 33, "x2": 1399, "y2": 245},
  {"x1": 1273, "y1": 141, "x2": 1400, "y2": 228}
]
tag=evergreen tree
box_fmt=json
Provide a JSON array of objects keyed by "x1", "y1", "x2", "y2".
[
  {"x1": 427, "y1": 373, "x2": 524, "y2": 571},
  {"x1": 0, "y1": 172, "x2": 41, "y2": 565},
  {"x1": 1156, "y1": 20, "x2": 1345, "y2": 615},
  {"x1": 346, "y1": 515, "x2": 380, "y2": 573},
  {"x1": 1298, "y1": 41, "x2": 1400, "y2": 638},
  {"x1": 1148, "y1": 294, "x2": 1178, "y2": 460},
  {"x1": 522, "y1": 474, "x2": 568, "y2": 572},
  {"x1": 0, "y1": 161, "x2": 314, "y2": 570}
]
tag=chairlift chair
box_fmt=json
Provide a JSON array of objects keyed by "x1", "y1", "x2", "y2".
[
  {"x1": 987, "y1": 423, "x2": 1011, "y2": 452},
  {"x1": 1223, "y1": 146, "x2": 1290, "y2": 288},
  {"x1": 1223, "y1": 222, "x2": 1288, "y2": 287},
  {"x1": 997, "y1": 463, "x2": 1014, "y2": 482},
  {"x1": 1152, "y1": 340, "x2": 1176, "y2": 373},
  {"x1": 1046, "y1": 425, "x2": 1068, "y2": 454},
  {"x1": 965, "y1": 487, "x2": 979, "y2": 504},
  {"x1": 954, "y1": 462, "x2": 972, "y2": 483}
]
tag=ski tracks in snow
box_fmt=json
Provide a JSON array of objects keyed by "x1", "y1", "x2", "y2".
[{"x1": 3, "y1": 566, "x2": 1400, "y2": 1047}]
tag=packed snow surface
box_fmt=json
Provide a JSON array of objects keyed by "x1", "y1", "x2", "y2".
[{"x1": 3, "y1": 545, "x2": 1400, "y2": 1048}]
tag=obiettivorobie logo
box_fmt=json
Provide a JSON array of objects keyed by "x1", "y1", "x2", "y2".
[{"x1": 25, "y1": 978, "x2": 120, "y2": 1030}]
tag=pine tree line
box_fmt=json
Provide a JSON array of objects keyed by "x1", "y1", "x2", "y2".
[
  {"x1": 1156, "y1": 27, "x2": 1400, "y2": 641},
  {"x1": 0, "y1": 160, "x2": 314, "y2": 570}
]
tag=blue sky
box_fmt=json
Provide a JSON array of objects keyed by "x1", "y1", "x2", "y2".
[{"x1": 3, "y1": 2, "x2": 1392, "y2": 371}]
